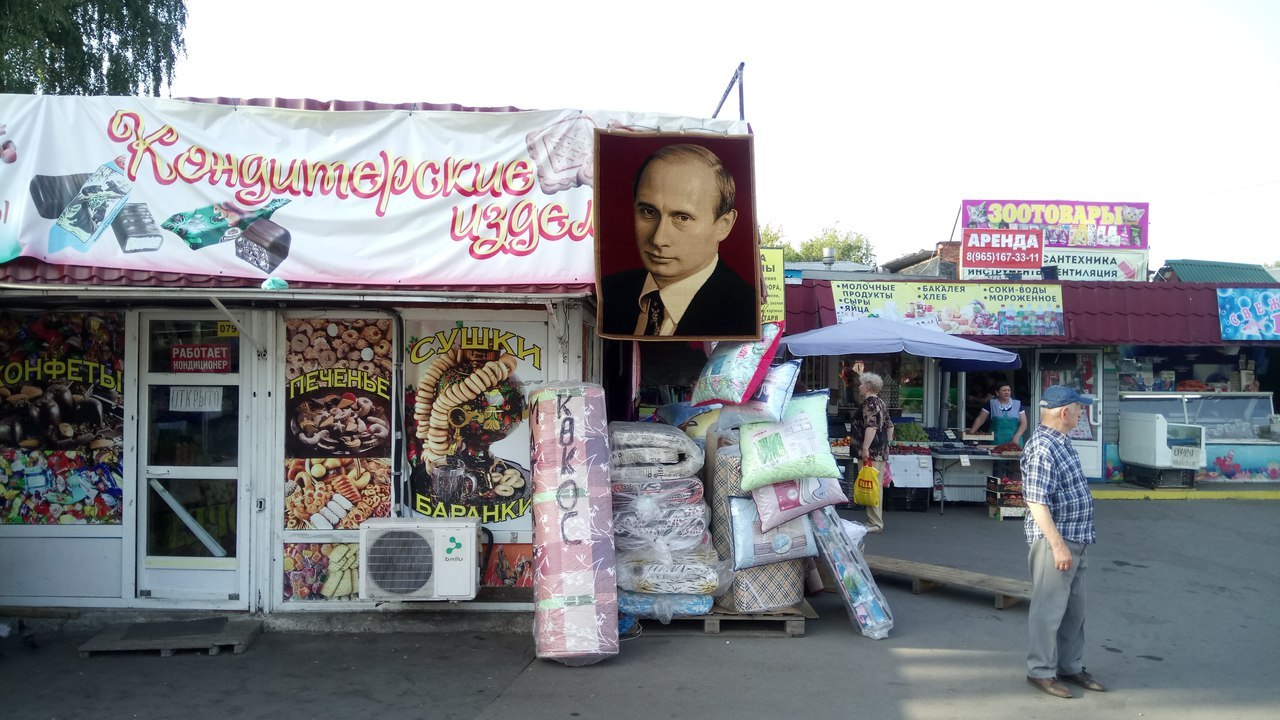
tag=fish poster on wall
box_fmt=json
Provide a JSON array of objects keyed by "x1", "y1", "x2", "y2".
[
  {"x1": 0, "y1": 311, "x2": 124, "y2": 525},
  {"x1": 402, "y1": 316, "x2": 545, "y2": 535}
]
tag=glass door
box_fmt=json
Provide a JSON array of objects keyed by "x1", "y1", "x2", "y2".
[
  {"x1": 137, "y1": 314, "x2": 248, "y2": 605},
  {"x1": 1034, "y1": 349, "x2": 1104, "y2": 479}
]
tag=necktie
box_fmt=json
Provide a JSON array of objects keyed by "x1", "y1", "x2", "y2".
[{"x1": 644, "y1": 291, "x2": 665, "y2": 335}]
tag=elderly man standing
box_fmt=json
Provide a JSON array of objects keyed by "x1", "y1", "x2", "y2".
[{"x1": 1021, "y1": 385, "x2": 1106, "y2": 699}]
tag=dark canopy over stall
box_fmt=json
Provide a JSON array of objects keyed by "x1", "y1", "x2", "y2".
[{"x1": 780, "y1": 317, "x2": 1021, "y2": 370}]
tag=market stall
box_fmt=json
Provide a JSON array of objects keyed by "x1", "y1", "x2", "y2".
[{"x1": 781, "y1": 318, "x2": 1021, "y2": 512}]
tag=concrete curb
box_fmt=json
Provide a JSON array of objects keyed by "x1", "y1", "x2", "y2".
[{"x1": 1092, "y1": 486, "x2": 1280, "y2": 500}]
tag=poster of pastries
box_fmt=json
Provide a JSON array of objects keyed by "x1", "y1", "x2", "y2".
[
  {"x1": 403, "y1": 317, "x2": 545, "y2": 534},
  {"x1": 284, "y1": 317, "x2": 393, "y2": 457},
  {"x1": 1, "y1": 311, "x2": 125, "y2": 525},
  {"x1": 283, "y1": 316, "x2": 394, "y2": 533}
]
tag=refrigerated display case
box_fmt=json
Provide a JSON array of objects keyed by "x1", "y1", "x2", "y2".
[
  {"x1": 1118, "y1": 412, "x2": 1205, "y2": 488},
  {"x1": 1118, "y1": 392, "x2": 1280, "y2": 482}
]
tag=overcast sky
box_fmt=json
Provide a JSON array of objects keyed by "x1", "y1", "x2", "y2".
[{"x1": 169, "y1": 0, "x2": 1280, "y2": 269}]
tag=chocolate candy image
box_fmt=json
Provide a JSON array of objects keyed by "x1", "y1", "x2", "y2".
[
  {"x1": 1, "y1": 140, "x2": 16, "y2": 164},
  {"x1": 236, "y1": 218, "x2": 291, "y2": 273},
  {"x1": 49, "y1": 158, "x2": 133, "y2": 252},
  {"x1": 29, "y1": 173, "x2": 91, "y2": 218},
  {"x1": 163, "y1": 197, "x2": 291, "y2": 250},
  {"x1": 111, "y1": 203, "x2": 164, "y2": 253}
]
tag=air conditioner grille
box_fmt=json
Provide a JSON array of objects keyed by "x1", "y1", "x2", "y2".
[{"x1": 366, "y1": 530, "x2": 434, "y2": 595}]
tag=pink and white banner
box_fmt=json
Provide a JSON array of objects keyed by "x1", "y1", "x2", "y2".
[{"x1": 0, "y1": 95, "x2": 748, "y2": 286}]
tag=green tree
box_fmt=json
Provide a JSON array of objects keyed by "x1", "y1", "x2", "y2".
[
  {"x1": 782, "y1": 224, "x2": 876, "y2": 266},
  {"x1": 759, "y1": 222, "x2": 785, "y2": 248},
  {"x1": 1, "y1": 0, "x2": 188, "y2": 96}
]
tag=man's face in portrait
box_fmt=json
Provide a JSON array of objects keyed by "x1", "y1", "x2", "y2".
[{"x1": 633, "y1": 156, "x2": 738, "y2": 288}]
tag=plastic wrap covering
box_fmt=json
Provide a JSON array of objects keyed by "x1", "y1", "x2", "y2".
[
  {"x1": 728, "y1": 497, "x2": 818, "y2": 571},
  {"x1": 529, "y1": 383, "x2": 618, "y2": 666},
  {"x1": 707, "y1": 444, "x2": 805, "y2": 613},
  {"x1": 618, "y1": 590, "x2": 714, "y2": 624},
  {"x1": 608, "y1": 422, "x2": 704, "y2": 480},
  {"x1": 808, "y1": 505, "x2": 893, "y2": 640}
]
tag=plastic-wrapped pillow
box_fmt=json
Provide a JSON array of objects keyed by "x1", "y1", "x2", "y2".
[
  {"x1": 690, "y1": 322, "x2": 783, "y2": 407},
  {"x1": 728, "y1": 496, "x2": 818, "y2": 571},
  {"x1": 716, "y1": 359, "x2": 801, "y2": 429},
  {"x1": 738, "y1": 391, "x2": 841, "y2": 491},
  {"x1": 751, "y1": 476, "x2": 849, "y2": 532}
]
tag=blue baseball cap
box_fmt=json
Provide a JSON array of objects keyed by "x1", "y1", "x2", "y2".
[{"x1": 1040, "y1": 385, "x2": 1094, "y2": 409}]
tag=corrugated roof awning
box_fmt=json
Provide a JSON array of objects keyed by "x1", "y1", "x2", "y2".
[{"x1": 0, "y1": 257, "x2": 593, "y2": 303}]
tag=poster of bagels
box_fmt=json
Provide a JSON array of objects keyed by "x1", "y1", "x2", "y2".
[
  {"x1": 282, "y1": 316, "x2": 394, "y2": 532},
  {"x1": 404, "y1": 317, "x2": 544, "y2": 533}
]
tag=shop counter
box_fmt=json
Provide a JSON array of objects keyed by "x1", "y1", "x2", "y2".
[{"x1": 932, "y1": 450, "x2": 1021, "y2": 514}]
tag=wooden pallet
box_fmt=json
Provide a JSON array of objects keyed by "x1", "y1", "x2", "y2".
[
  {"x1": 643, "y1": 600, "x2": 817, "y2": 637},
  {"x1": 79, "y1": 618, "x2": 262, "y2": 658},
  {"x1": 864, "y1": 554, "x2": 1031, "y2": 609}
]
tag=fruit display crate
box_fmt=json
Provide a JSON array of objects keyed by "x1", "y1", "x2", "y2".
[{"x1": 988, "y1": 504, "x2": 1027, "y2": 521}]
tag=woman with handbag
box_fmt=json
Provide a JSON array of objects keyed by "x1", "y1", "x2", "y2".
[{"x1": 851, "y1": 372, "x2": 894, "y2": 533}]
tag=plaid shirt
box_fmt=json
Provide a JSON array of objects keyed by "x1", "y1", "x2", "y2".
[{"x1": 1020, "y1": 424, "x2": 1096, "y2": 545}]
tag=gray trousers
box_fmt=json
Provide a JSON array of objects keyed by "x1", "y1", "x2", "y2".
[{"x1": 1026, "y1": 537, "x2": 1088, "y2": 678}]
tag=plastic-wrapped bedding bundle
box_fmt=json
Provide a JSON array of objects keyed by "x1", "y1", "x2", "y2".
[
  {"x1": 608, "y1": 422, "x2": 704, "y2": 480},
  {"x1": 708, "y1": 444, "x2": 805, "y2": 613},
  {"x1": 616, "y1": 537, "x2": 733, "y2": 595},
  {"x1": 611, "y1": 477, "x2": 704, "y2": 505},
  {"x1": 808, "y1": 505, "x2": 893, "y2": 640},
  {"x1": 613, "y1": 501, "x2": 710, "y2": 558},
  {"x1": 618, "y1": 589, "x2": 714, "y2": 623},
  {"x1": 529, "y1": 383, "x2": 618, "y2": 666}
]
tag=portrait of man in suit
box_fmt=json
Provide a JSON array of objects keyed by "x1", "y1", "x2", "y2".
[{"x1": 596, "y1": 137, "x2": 759, "y2": 339}]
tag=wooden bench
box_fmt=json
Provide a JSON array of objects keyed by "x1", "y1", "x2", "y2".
[{"x1": 864, "y1": 555, "x2": 1031, "y2": 609}]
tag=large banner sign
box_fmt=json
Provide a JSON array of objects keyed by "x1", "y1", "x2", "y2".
[
  {"x1": 960, "y1": 199, "x2": 1149, "y2": 281},
  {"x1": 831, "y1": 281, "x2": 1064, "y2": 335},
  {"x1": 760, "y1": 247, "x2": 786, "y2": 326},
  {"x1": 1218, "y1": 287, "x2": 1280, "y2": 340},
  {"x1": 0, "y1": 95, "x2": 747, "y2": 286},
  {"x1": 962, "y1": 248, "x2": 1148, "y2": 281}
]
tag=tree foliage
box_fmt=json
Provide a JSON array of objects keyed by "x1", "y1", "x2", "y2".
[
  {"x1": 0, "y1": 0, "x2": 188, "y2": 96},
  {"x1": 759, "y1": 222, "x2": 785, "y2": 248},
  {"x1": 782, "y1": 224, "x2": 876, "y2": 266}
]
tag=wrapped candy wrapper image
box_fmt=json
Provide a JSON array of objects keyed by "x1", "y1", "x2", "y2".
[
  {"x1": 47, "y1": 158, "x2": 132, "y2": 253},
  {"x1": 162, "y1": 198, "x2": 290, "y2": 250}
]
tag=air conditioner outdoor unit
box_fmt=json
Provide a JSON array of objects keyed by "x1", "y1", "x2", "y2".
[{"x1": 359, "y1": 517, "x2": 480, "y2": 601}]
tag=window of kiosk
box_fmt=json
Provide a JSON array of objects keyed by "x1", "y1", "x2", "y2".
[{"x1": 148, "y1": 320, "x2": 240, "y2": 374}]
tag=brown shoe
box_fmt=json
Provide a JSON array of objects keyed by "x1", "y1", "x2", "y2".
[
  {"x1": 1059, "y1": 669, "x2": 1106, "y2": 692},
  {"x1": 1026, "y1": 676, "x2": 1072, "y2": 698}
]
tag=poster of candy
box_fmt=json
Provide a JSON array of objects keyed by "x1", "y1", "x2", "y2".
[
  {"x1": 403, "y1": 317, "x2": 545, "y2": 533},
  {"x1": 1, "y1": 311, "x2": 125, "y2": 525},
  {"x1": 283, "y1": 456, "x2": 392, "y2": 531},
  {"x1": 283, "y1": 542, "x2": 361, "y2": 601}
]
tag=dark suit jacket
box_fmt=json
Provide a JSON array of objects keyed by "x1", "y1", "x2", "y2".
[{"x1": 599, "y1": 261, "x2": 758, "y2": 337}]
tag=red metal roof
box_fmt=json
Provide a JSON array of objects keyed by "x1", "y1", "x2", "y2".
[
  {"x1": 784, "y1": 279, "x2": 836, "y2": 334},
  {"x1": 0, "y1": 257, "x2": 593, "y2": 296}
]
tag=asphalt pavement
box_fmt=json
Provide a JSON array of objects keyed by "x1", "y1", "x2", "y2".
[{"x1": 3, "y1": 497, "x2": 1278, "y2": 720}]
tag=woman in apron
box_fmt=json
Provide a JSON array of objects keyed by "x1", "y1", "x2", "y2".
[{"x1": 968, "y1": 382, "x2": 1028, "y2": 446}]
